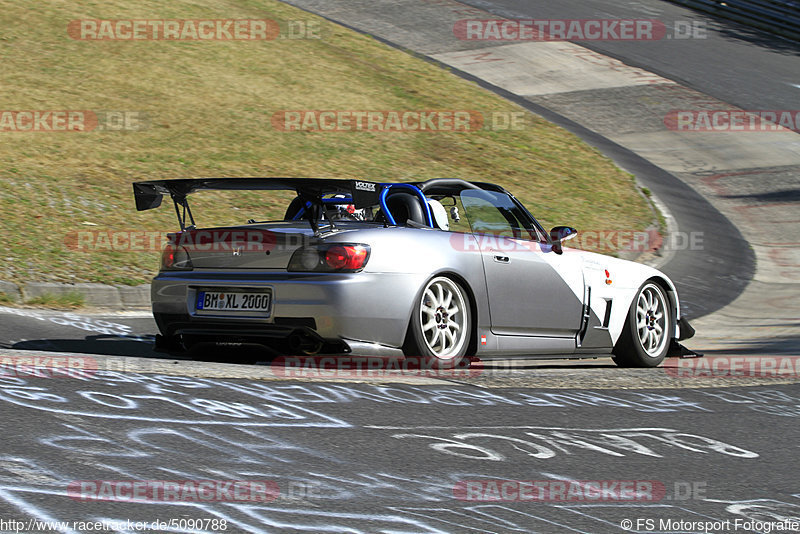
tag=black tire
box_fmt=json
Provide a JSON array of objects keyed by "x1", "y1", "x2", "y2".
[
  {"x1": 612, "y1": 281, "x2": 673, "y2": 368},
  {"x1": 404, "y1": 276, "x2": 472, "y2": 369}
]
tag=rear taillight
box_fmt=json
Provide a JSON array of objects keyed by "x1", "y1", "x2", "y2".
[
  {"x1": 325, "y1": 245, "x2": 369, "y2": 270},
  {"x1": 161, "y1": 244, "x2": 193, "y2": 271},
  {"x1": 288, "y1": 244, "x2": 370, "y2": 273}
]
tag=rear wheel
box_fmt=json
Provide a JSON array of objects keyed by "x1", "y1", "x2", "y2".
[
  {"x1": 612, "y1": 281, "x2": 672, "y2": 368},
  {"x1": 405, "y1": 276, "x2": 471, "y2": 368}
]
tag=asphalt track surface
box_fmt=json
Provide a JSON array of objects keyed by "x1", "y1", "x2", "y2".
[
  {"x1": 2, "y1": 0, "x2": 800, "y2": 532},
  {"x1": 1, "y1": 366, "x2": 799, "y2": 533},
  {"x1": 460, "y1": 0, "x2": 800, "y2": 111}
]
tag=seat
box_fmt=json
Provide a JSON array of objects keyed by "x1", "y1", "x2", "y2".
[{"x1": 382, "y1": 191, "x2": 427, "y2": 226}]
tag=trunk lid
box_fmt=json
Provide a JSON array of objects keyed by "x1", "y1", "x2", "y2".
[{"x1": 170, "y1": 224, "x2": 316, "y2": 270}]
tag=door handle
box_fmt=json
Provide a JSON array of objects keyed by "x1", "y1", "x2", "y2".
[{"x1": 493, "y1": 255, "x2": 510, "y2": 263}]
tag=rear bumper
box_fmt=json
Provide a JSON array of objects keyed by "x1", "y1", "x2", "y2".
[
  {"x1": 151, "y1": 270, "x2": 426, "y2": 350},
  {"x1": 153, "y1": 318, "x2": 344, "y2": 355}
]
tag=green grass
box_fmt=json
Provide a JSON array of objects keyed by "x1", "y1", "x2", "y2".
[
  {"x1": 24, "y1": 292, "x2": 85, "y2": 309},
  {"x1": 0, "y1": 0, "x2": 654, "y2": 286},
  {"x1": 0, "y1": 293, "x2": 14, "y2": 304}
]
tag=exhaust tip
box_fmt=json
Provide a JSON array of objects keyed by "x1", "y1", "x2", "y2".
[{"x1": 289, "y1": 333, "x2": 323, "y2": 355}]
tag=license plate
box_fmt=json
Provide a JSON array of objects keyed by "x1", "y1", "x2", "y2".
[{"x1": 196, "y1": 291, "x2": 271, "y2": 313}]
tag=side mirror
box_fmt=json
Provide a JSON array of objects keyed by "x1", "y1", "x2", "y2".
[{"x1": 549, "y1": 226, "x2": 578, "y2": 255}]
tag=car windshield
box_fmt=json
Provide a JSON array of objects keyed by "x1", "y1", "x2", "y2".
[{"x1": 459, "y1": 189, "x2": 546, "y2": 242}]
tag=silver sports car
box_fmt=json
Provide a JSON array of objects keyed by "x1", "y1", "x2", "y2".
[{"x1": 133, "y1": 177, "x2": 694, "y2": 368}]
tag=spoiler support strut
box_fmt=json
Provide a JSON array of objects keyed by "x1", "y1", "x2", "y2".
[{"x1": 172, "y1": 196, "x2": 196, "y2": 231}]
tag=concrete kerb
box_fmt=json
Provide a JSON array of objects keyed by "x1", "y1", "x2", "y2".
[
  {"x1": 634, "y1": 182, "x2": 680, "y2": 270},
  {"x1": 0, "y1": 280, "x2": 150, "y2": 309},
  {"x1": 0, "y1": 281, "x2": 22, "y2": 303}
]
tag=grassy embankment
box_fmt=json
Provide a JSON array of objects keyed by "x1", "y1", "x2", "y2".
[{"x1": 0, "y1": 0, "x2": 654, "y2": 298}]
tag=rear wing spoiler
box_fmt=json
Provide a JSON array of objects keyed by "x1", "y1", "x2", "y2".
[{"x1": 132, "y1": 177, "x2": 383, "y2": 232}]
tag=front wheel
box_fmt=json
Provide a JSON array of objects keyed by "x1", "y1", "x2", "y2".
[
  {"x1": 612, "y1": 281, "x2": 673, "y2": 368},
  {"x1": 404, "y1": 276, "x2": 472, "y2": 369}
]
